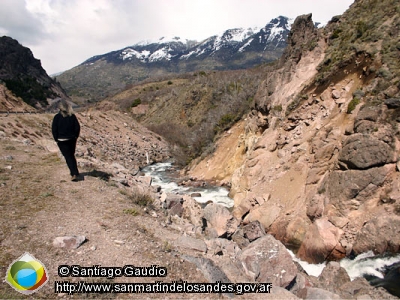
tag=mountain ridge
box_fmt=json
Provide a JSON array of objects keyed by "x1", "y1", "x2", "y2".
[
  {"x1": 81, "y1": 16, "x2": 292, "y2": 65},
  {"x1": 56, "y1": 16, "x2": 295, "y2": 103}
]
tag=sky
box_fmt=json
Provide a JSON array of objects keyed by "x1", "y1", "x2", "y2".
[{"x1": 0, "y1": 0, "x2": 354, "y2": 75}]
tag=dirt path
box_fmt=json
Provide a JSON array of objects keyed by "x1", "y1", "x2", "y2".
[{"x1": 0, "y1": 127, "x2": 219, "y2": 299}]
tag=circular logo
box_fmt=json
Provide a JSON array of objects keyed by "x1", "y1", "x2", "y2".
[{"x1": 5, "y1": 252, "x2": 49, "y2": 295}]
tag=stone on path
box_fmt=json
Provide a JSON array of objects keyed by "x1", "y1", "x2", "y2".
[{"x1": 53, "y1": 235, "x2": 86, "y2": 249}]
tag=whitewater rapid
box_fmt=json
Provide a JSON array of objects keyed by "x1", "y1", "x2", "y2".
[{"x1": 142, "y1": 162, "x2": 233, "y2": 208}]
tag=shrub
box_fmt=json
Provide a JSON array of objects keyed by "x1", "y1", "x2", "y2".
[
  {"x1": 123, "y1": 208, "x2": 139, "y2": 216},
  {"x1": 347, "y1": 98, "x2": 361, "y2": 114},
  {"x1": 214, "y1": 114, "x2": 235, "y2": 133},
  {"x1": 131, "y1": 98, "x2": 141, "y2": 107},
  {"x1": 130, "y1": 191, "x2": 154, "y2": 208}
]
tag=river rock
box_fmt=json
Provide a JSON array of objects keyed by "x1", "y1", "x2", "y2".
[
  {"x1": 339, "y1": 277, "x2": 396, "y2": 299},
  {"x1": 232, "y1": 193, "x2": 265, "y2": 220},
  {"x1": 317, "y1": 261, "x2": 350, "y2": 293},
  {"x1": 238, "y1": 234, "x2": 298, "y2": 287},
  {"x1": 181, "y1": 255, "x2": 233, "y2": 298},
  {"x1": 231, "y1": 228, "x2": 250, "y2": 249},
  {"x1": 297, "y1": 218, "x2": 343, "y2": 263},
  {"x1": 243, "y1": 202, "x2": 281, "y2": 230},
  {"x1": 203, "y1": 203, "x2": 239, "y2": 237},
  {"x1": 242, "y1": 221, "x2": 266, "y2": 242},
  {"x1": 352, "y1": 215, "x2": 400, "y2": 255},
  {"x1": 181, "y1": 195, "x2": 203, "y2": 227}
]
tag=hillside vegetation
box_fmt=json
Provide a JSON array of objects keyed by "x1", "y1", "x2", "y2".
[{"x1": 100, "y1": 67, "x2": 272, "y2": 164}]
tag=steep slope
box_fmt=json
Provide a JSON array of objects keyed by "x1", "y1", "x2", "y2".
[
  {"x1": 0, "y1": 36, "x2": 68, "y2": 109},
  {"x1": 188, "y1": 0, "x2": 400, "y2": 264},
  {"x1": 56, "y1": 17, "x2": 291, "y2": 104}
]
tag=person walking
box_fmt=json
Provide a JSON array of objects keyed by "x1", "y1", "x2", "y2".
[{"x1": 52, "y1": 99, "x2": 81, "y2": 181}]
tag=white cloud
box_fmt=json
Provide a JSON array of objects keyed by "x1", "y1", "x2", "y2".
[{"x1": 0, "y1": 0, "x2": 354, "y2": 74}]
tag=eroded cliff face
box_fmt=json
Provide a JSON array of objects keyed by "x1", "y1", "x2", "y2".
[{"x1": 188, "y1": 12, "x2": 400, "y2": 263}]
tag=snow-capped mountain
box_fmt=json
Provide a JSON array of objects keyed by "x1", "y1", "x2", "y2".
[
  {"x1": 58, "y1": 16, "x2": 298, "y2": 101},
  {"x1": 83, "y1": 16, "x2": 292, "y2": 66}
]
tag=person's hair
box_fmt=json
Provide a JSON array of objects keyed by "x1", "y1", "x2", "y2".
[{"x1": 58, "y1": 99, "x2": 73, "y2": 117}]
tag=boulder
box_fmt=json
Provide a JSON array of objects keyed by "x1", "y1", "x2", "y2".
[
  {"x1": 243, "y1": 202, "x2": 281, "y2": 230},
  {"x1": 238, "y1": 234, "x2": 298, "y2": 287},
  {"x1": 242, "y1": 221, "x2": 266, "y2": 242},
  {"x1": 332, "y1": 89, "x2": 341, "y2": 99},
  {"x1": 203, "y1": 203, "x2": 239, "y2": 237},
  {"x1": 135, "y1": 176, "x2": 152, "y2": 186},
  {"x1": 181, "y1": 195, "x2": 203, "y2": 227},
  {"x1": 297, "y1": 218, "x2": 343, "y2": 263},
  {"x1": 181, "y1": 255, "x2": 233, "y2": 298},
  {"x1": 306, "y1": 194, "x2": 325, "y2": 221},
  {"x1": 324, "y1": 165, "x2": 393, "y2": 215},
  {"x1": 231, "y1": 228, "x2": 250, "y2": 249},
  {"x1": 317, "y1": 261, "x2": 350, "y2": 293},
  {"x1": 339, "y1": 277, "x2": 397, "y2": 299},
  {"x1": 356, "y1": 105, "x2": 381, "y2": 122},
  {"x1": 288, "y1": 273, "x2": 312, "y2": 296},
  {"x1": 384, "y1": 98, "x2": 400, "y2": 109},
  {"x1": 338, "y1": 134, "x2": 395, "y2": 169},
  {"x1": 164, "y1": 194, "x2": 183, "y2": 209},
  {"x1": 232, "y1": 193, "x2": 267, "y2": 220},
  {"x1": 352, "y1": 215, "x2": 400, "y2": 254},
  {"x1": 284, "y1": 216, "x2": 310, "y2": 250}
]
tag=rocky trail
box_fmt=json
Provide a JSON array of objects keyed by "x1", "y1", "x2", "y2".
[{"x1": 0, "y1": 121, "x2": 214, "y2": 299}]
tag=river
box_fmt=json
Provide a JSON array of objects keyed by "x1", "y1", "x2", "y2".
[
  {"x1": 142, "y1": 162, "x2": 233, "y2": 207},
  {"x1": 142, "y1": 162, "x2": 400, "y2": 289}
]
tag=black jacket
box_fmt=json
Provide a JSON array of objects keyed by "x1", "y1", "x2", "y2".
[{"x1": 52, "y1": 113, "x2": 80, "y2": 141}]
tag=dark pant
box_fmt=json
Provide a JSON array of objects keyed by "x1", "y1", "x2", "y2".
[{"x1": 57, "y1": 139, "x2": 79, "y2": 176}]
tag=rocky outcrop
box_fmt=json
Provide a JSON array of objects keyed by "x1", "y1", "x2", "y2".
[
  {"x1": 0, "y1": 36, "x2": 68, "y2": 108},
  {"x1": 352, "y1": 215, "x2": 400, "y2": 254},
  {"x1": 338, "y1": 134, "x2": 395, "y2": 169},
  {"x1": 188, "y1": 8, "x2": 400, "y2": 267}
]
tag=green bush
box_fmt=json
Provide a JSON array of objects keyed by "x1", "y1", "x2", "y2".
[
  {"x1": 347, "y1": 98, "x2": 361, "y2": 114},
  {"x1": 131, "y1": 98, "x2": 141, "y2": 107}
]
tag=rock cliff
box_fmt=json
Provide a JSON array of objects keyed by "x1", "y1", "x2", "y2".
[{"x1": 188, "y1": 0, "x2": 400, "y2": 264}]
